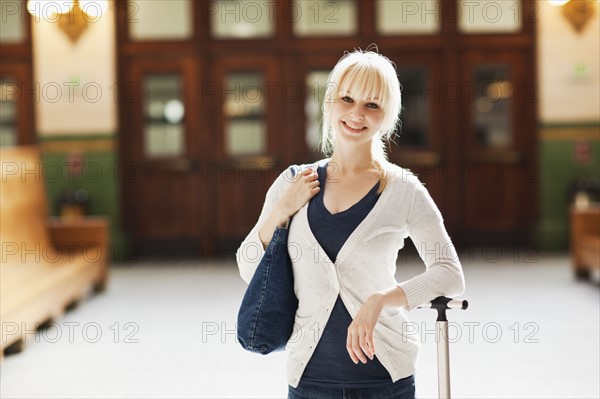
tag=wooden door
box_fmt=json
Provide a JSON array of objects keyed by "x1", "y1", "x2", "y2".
[
  {"x1": 460, "y1": 50, "x2": 538, "y2": 243},
  {"x1": 0, "y1": 62, "x2": 35, "y2": 146},
  {"x1": 210, "y1": 56, "x2": 284, "y2": 248},
  {"x1": 0, "y1": 0, "x2": 34, "y2": 147},
  {"x1": 120, "y1": 56, "x2": 208, "y2": 256}
]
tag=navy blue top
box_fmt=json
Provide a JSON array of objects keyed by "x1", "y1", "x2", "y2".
[{"x1": 301, "y1": 162, "x2": 392, "y2": 388}]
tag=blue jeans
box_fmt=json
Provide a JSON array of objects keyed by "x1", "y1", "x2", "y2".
[{"x1": 288, "y1": 375, "x2": 415, "y2": 399}]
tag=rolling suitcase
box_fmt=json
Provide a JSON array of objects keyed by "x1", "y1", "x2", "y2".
[{"x1": 419, "y1": 296, "x2": 469, "y2": 399}]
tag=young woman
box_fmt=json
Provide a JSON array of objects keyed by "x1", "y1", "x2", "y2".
[{"x1": 237, "y1": 49, "x2": 465, "y2": 399}]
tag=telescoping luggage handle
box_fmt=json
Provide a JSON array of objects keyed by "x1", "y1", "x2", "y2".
[{"x1": 418, "y1": 296, "x2": 469, "y2": 399}]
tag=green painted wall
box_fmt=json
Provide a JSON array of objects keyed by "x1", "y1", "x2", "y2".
[
  {"x1": 40, "y1": 145, "x2": 129, "y2": 261},
  {"x1": 536, "y1": 131, "x2": 600, "y2": 250}
]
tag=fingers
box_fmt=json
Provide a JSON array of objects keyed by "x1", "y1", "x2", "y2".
[
  {"x1": 346, "y1": 326, "x2": 373, "y2": 364},
  {"x1": 346, "y1": 328, "x2": 361, "y2": 364},
  {"x1": 301, "y1": 167, "x2": 319, "y2": 192},
  {"x1": 363, "y1": 330, "x2": 375, "y2": 360},
  {"x1": 301, "y1": 166, "x2": 314, "y2": 176},
  {"x1": 302, "y1": 170, "x2": 318, "y2": 183}
]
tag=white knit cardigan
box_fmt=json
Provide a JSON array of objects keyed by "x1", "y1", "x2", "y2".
[{"x1": 236, "y1": 159, "x2": 465, "y2": 388}]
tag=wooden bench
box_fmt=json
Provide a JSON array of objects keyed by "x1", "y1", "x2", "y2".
[
  {"x1": 570, "y1": 204, "x2": 600, "y2": 280},
  {"x1": 1, "y1": 146, "x2": 109, "y2": 358}
]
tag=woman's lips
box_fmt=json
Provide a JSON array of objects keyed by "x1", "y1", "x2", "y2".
[{"x1": 342, "y1": 121, "x2": 367, "y2": 133}]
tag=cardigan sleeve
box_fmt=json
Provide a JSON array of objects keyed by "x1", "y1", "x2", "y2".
[
  {"x1": 235, "y1": 167, "x2": 294, "y2": 284},
  {"x1": 398, "y1": 181, "x2": 465, "y2": 311}
]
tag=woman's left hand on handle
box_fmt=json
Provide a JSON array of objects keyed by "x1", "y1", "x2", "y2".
[{"x1": 346, "y1": 286, "x2": 408, "y2": 364}]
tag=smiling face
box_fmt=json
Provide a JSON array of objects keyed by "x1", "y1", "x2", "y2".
[
  {"x1": 330, "y1": 91, "x2": 385, "y2": 147},
  {"x1": 321, "y1": 52, "x2": 401, "y2": 157}
]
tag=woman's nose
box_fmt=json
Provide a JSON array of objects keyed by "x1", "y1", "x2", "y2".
[{"x1": 350, "y1": 107, "x2": 364, "y2": 120}]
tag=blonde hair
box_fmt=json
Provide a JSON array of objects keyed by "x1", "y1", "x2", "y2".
[{"x1": 321, "y1": 48, "x2": 402, "y2": 193}]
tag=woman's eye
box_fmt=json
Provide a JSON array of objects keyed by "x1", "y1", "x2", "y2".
[
  {"x1": 367, "y1": 103, "x2": 379, "y2": 109},
  {"x1": 341, "y1": 96, "x2": 353, "y2": 103}
]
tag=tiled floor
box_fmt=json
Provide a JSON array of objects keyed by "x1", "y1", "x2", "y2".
[{"x1": 1, "y1": 252, "x2": 598, "y2": 398}]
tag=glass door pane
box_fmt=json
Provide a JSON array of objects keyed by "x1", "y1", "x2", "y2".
[
  {"x1": 224, "y1": 72, "x2": 266, "y2": 156},
  {"x1": 143, "y1": 74, "x2": 186, "y2": 158},
  {"x1": 211, "y1": 0, "x2": 275, "y2": 38},
  {"x1": 377, "y1": 0, "x2": 440, "y2": 35},
  {"x1": 0, "y1": 78, "x2": 18, "y2": 147},
  {"x1": 128, "y1": 0, "x2": 193, "y2": 41},
  {"x1": 0, "y1": 0, "x2": 26, "y2": 43},
  {"x1": 293, "y1": 0, "x2": 357, "y2": 36},
  {"x1": 457, "y1": 0, "x2": 522, "y2": 33},
  {"x1": 305, "y1": 70, "x2": 329, "y2": 152},
  {"x1": 396, "y1": 68, "x2": 430, "y2": 146},
  {"x1": 472, "y1": 65, "x2": 513, "y2": 148}
]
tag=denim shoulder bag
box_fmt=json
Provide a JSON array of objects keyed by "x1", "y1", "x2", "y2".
[{"x1": 237, "y1": 167, "x2": 299, "y2": 355}]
